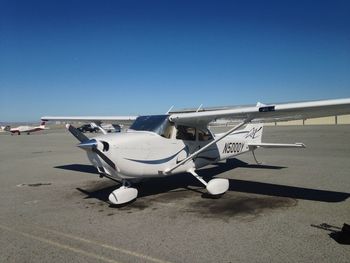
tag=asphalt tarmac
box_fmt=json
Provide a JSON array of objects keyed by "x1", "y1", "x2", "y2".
[{"x1": 0, "y1": 125, "x2": 349, "y2": 263}]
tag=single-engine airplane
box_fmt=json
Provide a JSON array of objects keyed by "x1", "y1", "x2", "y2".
[
  {"x1": 2, "y1": 121, "x2": 48, "y2": 135},
  {"x1": 42, "y1": 98, "x2": 350, "y2": 205}
]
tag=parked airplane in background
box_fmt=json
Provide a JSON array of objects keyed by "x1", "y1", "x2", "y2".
[
  {"x1": 2, "y1": 122, "x2": 48, "y2": 135},
  {"x1": 91, "y1": 123, "x2": 122, "y2": 134},
  {"x1": 101, "y1": 123, "x2": 122, "y2": 133},
  {"x1": 42, "y1": 98, "x2": 350, "y2": 205}
]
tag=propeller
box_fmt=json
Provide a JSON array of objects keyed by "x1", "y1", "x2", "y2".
[
  {"x1": 66, "y1": 124, "x2": 88, "y2": 142},
  {"x1": 66, "y1": 124, "x2": 116, "y2": 170}
]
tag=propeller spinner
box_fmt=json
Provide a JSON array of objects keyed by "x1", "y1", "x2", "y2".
[{"x1": 66, "y1": 124, "x2": 116, "y2": 170}]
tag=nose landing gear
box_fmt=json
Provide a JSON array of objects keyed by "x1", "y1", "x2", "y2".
[{"x1": 108, "y1": 180, "x2": 138, "y2": 205}]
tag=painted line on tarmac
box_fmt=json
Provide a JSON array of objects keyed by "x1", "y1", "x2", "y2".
[
  {"x1": 0, "y1": 224, "x2": 122, "y2": 263},
  {"x1": 33, "y1": 224, "x2": 172, "y2": 263}
]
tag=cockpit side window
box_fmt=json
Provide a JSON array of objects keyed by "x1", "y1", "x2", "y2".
[
  {"x1": 198, "y1": 128, "x2": 213, "y2": 141},
  {"x1": 129, "y1": 115, "x2": 174, "y2": 139},
  {"x1": 176, "y1": 125, "x2": 196, "y2": 141}
]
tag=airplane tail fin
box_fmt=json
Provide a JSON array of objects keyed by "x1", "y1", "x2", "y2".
[
  {"x1": 242, "y1": 123, "x2": 264, "y2": 143},
  {"x1": 245, "y1": 123, "x2": 305, "y2": 150},
  {"x1": 4, "y1": 125, "x2": 11, "y2": 132},
  {"x1": 40, "y1": 121, "x2": 46, "y2": 128}
]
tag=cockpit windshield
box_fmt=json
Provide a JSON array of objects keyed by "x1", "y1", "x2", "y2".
[{"x1": 129, "y1": 115, "x2": 174, "y2": 138}]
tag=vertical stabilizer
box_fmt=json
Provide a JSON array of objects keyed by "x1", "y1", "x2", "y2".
[{"x1": 243, "y1": 123, "x2": 264, "y2": 143}]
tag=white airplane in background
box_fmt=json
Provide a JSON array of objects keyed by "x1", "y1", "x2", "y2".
[
  {"x1": 2, "y1": 121, "x2": 49, "y2": 135},
  {"x1": 97, "y1": 123, "x2": 122, "y2": 133},
  {"x1": 42, "y1": 98, "x2": 350, "y2": 205}
]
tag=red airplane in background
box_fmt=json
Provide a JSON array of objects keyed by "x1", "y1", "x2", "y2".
[{"x1": 1, "y1": 122, "x2": 48, "y2": 135}]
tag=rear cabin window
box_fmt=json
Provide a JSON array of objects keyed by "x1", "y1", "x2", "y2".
[
  {"x1": 176, "y1": 125, "x2": 196, "y2": 141},
  {"x1": 198, "y1": 129, "x2": 213, "y2": 141}
]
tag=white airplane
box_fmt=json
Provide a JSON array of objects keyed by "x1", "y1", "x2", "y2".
[
  {"x1": 42, "y1": 98, "x2": 350, "y2": 205},
  {"x1": 96, "y1": 123, "x2": 122, "y2": 133},
  {"x1": 2, "y1": 121, "x2": 49, "y2": 135}
]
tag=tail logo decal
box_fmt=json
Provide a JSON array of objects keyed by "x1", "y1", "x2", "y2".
[{"x1": 245, "y1": 127, "x2": 262, "y2": 139}]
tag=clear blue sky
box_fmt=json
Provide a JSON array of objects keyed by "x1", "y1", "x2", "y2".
[{"x1": 1, "y1": 0, "x2": 349, "y2": 122}]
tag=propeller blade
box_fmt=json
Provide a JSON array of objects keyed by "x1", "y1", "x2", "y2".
[
  {"x1": 66, "y1": 124, "x2": 88, "y2": 142},
  {"x1": 78, "y1": 140, "x2": 116, "y2": 170},
  {"x1": 92, "y1": 147, "x2": 116, "y2": 170},
  {"x1": 67, "y1": 124, "x2": 116, "y2": 170}
]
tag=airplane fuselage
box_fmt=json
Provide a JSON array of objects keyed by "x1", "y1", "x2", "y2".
[
  {"x1": 5, "y1": 124, "x2": 47, "y2": 135},
  {"x1": 11, "y1": 126, "x2": 43, "y2": 133},
  {"x1": 84, "y1": 129, "x2": 255, "y2": 181}
]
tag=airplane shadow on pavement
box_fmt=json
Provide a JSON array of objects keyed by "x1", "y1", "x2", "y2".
[
  {"x1": 55, "y1": 164, "x2": 98, "y2": 174},
  {"x1": 55, "y1": 159, "x2": 350, "y2": 204}
]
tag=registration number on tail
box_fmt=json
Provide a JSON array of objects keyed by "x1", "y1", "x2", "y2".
[{"x1": 223, "y1": 142, "x2": 244, "y2": 154}]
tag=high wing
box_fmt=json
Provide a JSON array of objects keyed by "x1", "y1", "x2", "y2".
[
  {"x1": 41, "y1": 116, "x2": 137, "y2": 123},
  {"x1": 169, "y1": 98, "x2": 350, "y2": 126}
]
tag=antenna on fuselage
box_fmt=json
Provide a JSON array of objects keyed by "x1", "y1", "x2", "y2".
[
  {"x1": 166, "y1": 105, "x2": 174, "y2": 114},
  {"x1": 196, "y1": 104, "x2": 203, "y2": 112}
]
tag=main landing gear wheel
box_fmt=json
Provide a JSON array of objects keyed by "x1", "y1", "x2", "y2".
[
  {"x1": 188, "y1": 168, "x2": 229, "y2": 196},
  {"x1": 206, "y1": 178, "x2": 229, "y2": 195},
  {"x1": 108, "y1": 180, "x2": 138, "y2": 205}
]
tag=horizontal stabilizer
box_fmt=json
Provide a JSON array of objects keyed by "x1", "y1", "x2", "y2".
[{"x1": 248, "y1": 142, "x2": 305, "y2": 149}]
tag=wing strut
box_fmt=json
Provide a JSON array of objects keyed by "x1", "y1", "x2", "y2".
[
  {"x1": 166, "y1": 105, "x2": 174, "y2": 114},
  {"x1": 164, "y1": 119, "x2": 250, "y2": 174}
]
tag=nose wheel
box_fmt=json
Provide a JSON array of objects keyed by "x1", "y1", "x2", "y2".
[{"x1": 108, "y1": 180, "x2": 138, "y2": 205}]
